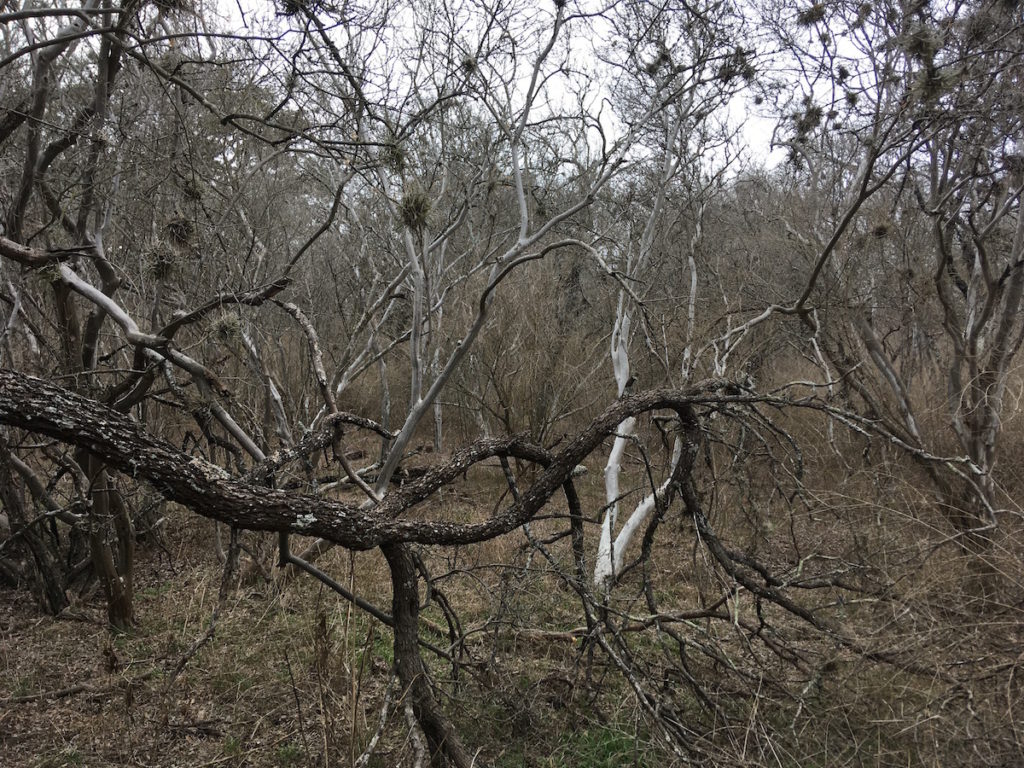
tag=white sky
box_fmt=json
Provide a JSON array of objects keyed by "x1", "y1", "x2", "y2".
[{"x1": 207, "y1": 0, "x2": 786, "y2": 171}]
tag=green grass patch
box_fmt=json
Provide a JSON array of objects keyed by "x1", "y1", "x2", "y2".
[
  {"x1": 543, "y1": 725, "x2": 650, "y2": 768},
  {"x1": 274, "y1": 741, "x2": 303, "y2": 766}
]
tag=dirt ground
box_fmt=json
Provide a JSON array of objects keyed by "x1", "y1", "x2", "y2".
[{"x1": 0, "y1": 521, "x2": 408, "y2": 768}]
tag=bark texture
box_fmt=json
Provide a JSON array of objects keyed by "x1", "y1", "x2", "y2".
[
  {"x1": 0, "y1": 368, "x2": 736, "y2": 550},
  {"x1": 383, "y1": 542, "x2": 472, "y2": 768}
]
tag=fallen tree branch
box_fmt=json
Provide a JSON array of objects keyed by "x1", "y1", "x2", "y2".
[{"x1": 0, "y1": 369, "x2": 733, "y2": 550}]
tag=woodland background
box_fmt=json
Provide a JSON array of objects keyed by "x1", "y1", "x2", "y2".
[{"x1": 1, "y1": 0, "x2": 1023, "y2": 765}]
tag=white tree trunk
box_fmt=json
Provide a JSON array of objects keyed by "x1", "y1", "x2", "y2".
[{"x1": 595, "y1": 301, "x2": 635, "y2": 590}]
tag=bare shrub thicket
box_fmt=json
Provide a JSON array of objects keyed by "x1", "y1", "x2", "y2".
[{"x1": 1, "y1": 0, "x2": 1022, "y2": 766}]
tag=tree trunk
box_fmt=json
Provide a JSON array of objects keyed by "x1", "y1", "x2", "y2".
[
  {"x1": 82, "y1": 453, "x2": 134, "y2": 630},
  {"x1": 381, "y1": 542, "x2": 471, "y2": 768},
  {"x1": 0, "y1": 457, "x2": 68, "y2": 614}
]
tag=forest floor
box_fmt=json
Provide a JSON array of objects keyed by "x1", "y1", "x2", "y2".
[
  {"x1": 0, "y1": 519, "x2": 396, "y2": 768},
  {"x1": 0, "y1": 469, "x2": 616, "y2": 768},
  {"x1": 2, "y1": 456, "x2": 1024, "y2": 768}
]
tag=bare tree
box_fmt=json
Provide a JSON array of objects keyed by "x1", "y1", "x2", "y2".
[
  {"x1": 589, "y1": 0, "x2": 751, "y2": 590},
  {"x1": 771, "y1": 0, "x2": 1024, "y2": 569},
  {"x1": 1, "y1": 1, "x2": 1022, "y2": 765}
]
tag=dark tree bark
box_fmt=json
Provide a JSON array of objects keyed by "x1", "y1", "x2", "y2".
[
  {"x1": 383, "y1": 542, "x2": 472, "y2": 768},
  {"x1": 81, "y1": 453, "x2": 134, "y2": 630},
  {"x1": 0, "y1": 452, "x2": 68, "y2": 614},
  {"x1": 0, "y1": 367, "x2": 743, "y2": 550}
]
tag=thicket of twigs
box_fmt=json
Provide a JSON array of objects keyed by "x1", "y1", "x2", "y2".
[{"x1": 2, "y1": 0, "x2": 1024, "y2": 765}]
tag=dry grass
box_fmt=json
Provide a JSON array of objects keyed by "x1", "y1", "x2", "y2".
[
  {"x1": 0, "y1": 514, "x2": 401, "y2": 768},
  {"x1": 2, "y1": 417, "x2": 1023, "y2": 767}
]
